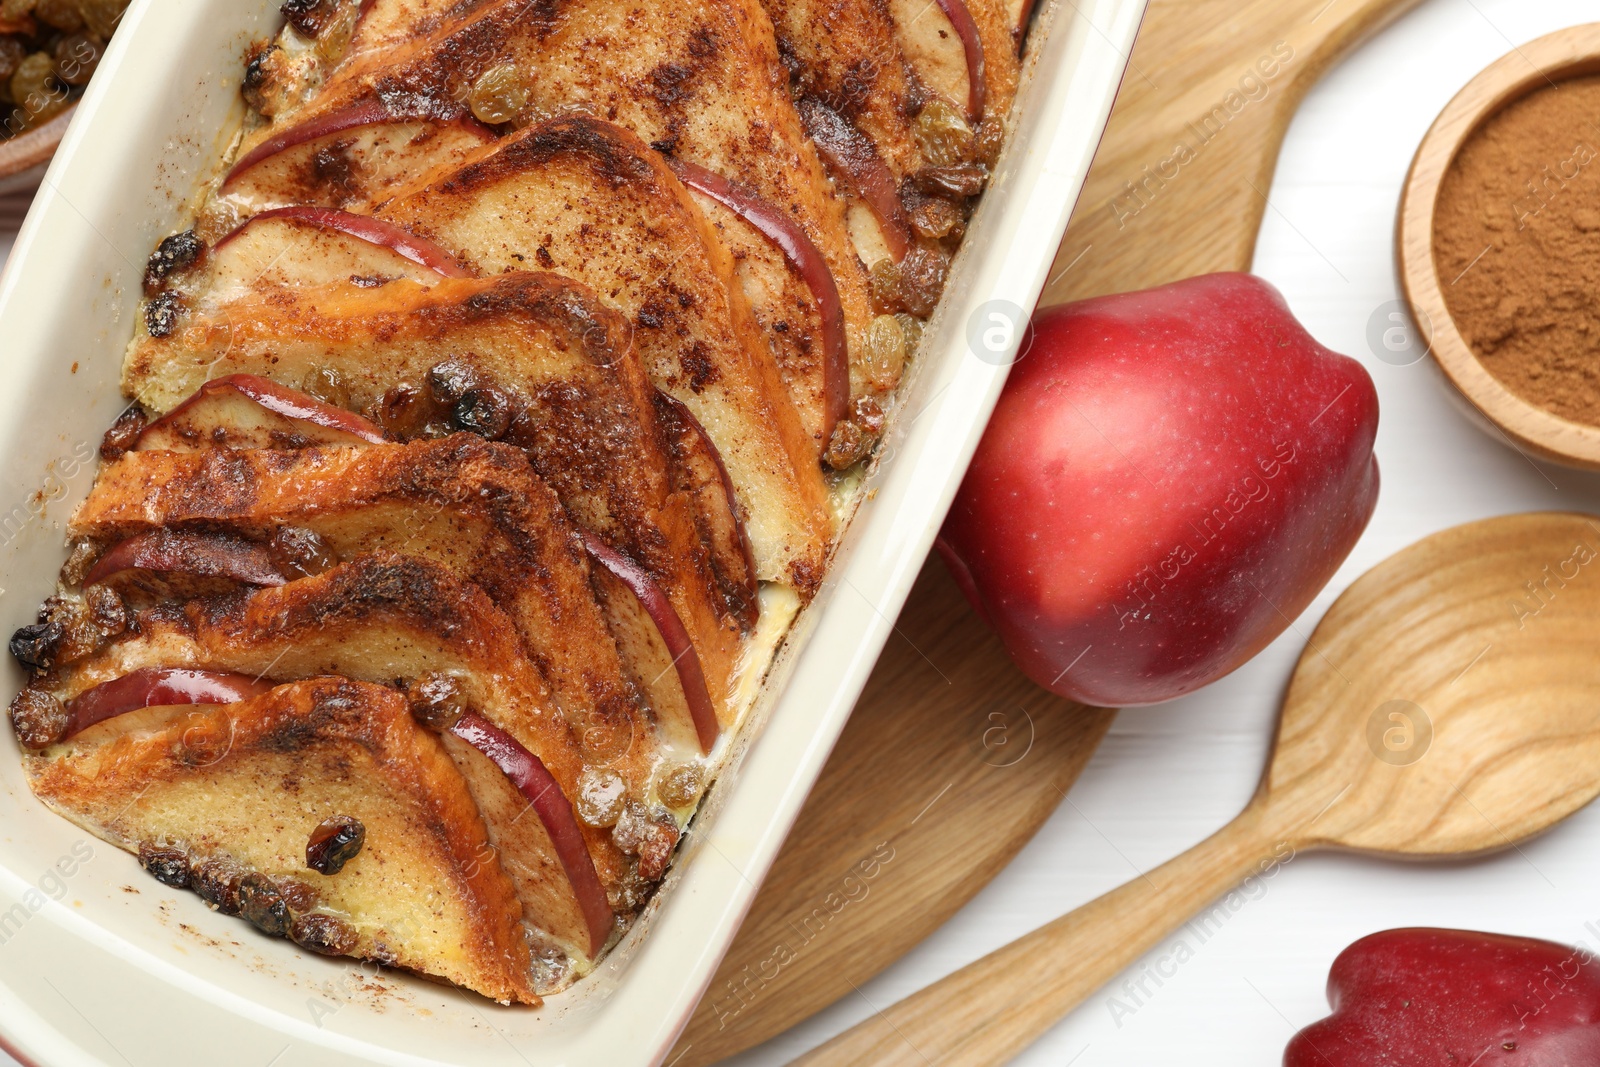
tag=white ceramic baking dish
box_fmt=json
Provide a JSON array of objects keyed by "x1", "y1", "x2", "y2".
[{"x1": 0, "y1": 1, "x2": 1143, "y2": 1063}]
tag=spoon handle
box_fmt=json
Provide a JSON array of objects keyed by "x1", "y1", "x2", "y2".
[{"x1": 790, "y1": 799, "x2": 1290, "y2": 1067}]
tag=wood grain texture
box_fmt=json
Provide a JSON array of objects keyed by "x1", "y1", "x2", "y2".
[
  {"x1": 1399, "y1": 23, "x2": 1600, "y2": 470},
  {"x1": 796, "y1": 512, "x2": 1600, "y2": 1066},
  {"x1": 1042, "y1": 0, "x2": 1426, "y2": 307},
  {"x1": 669, "y1": 562, "x2": 1115, "y2": 1067}
]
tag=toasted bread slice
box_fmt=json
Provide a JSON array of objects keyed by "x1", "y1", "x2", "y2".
[
  {"x1": 44, "y1": 554, "x2": 624, "y2": 961},
  {"x1": 123, "y1": 274, "x2": 744, "y2": 718},
  {"x1": 212, "y1": 111, "x2": 495, "y2": 230},
  {"x1": 26, "y1": 678, "x2": 539, "y2": 1003},
  {"x1": 294, "y1": 0, "x2": 881, "y2": 452},
  {"x1": 70, "y1": 436, "x2": 679, "y2": 762},
  {"x1": 376, "y1": 117, "x2": 834, "y2": 587}
]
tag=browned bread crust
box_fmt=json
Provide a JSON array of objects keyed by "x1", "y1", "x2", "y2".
[
  {"x1": 27, "y1": 678, "x2": 540, "y2": 1004},
  {"x1": 376, "y1": 116, "x2": 834, "y2": 588},
  {"x1": 41, "y1": 553, "x2": 628, "y2": 961},
  {"x1": 124, "y1": 273, "x2": 744, "y2": 714}
]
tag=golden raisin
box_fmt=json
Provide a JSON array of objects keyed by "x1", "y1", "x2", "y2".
[
  {"x1": 913, "y1": 99, "x2": 975, "y2": 167},
  {"x1": 469, "y1": 65, "x2": 528, "y2": 125},
  {"x1": 577, "y1": 767, "x2": 627, "y2": 827},
  {"x1": 657, "y1": 762, "x2": 703, "y2": 809}
]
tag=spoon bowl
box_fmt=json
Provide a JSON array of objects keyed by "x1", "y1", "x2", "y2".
[{"x1": 797, "y1": 512, "x2": 1600, "y2": 1067}]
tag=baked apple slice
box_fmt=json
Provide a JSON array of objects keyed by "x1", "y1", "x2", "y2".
[
  {"x1": 24, "y1": 677, "x2": 541, "y2": 1003},
  {"x1": 376, "y1": 116, "x2": 834, "y2": 588},
  {"x1": 41, "y1": 553, "x2": 624, "y2": 962},
  {"x1": 295, "y1": 0, "x2": 882, "y2": 454},
  {"x1": 123, "y1": 273, "x2": 744, "y2": 727},
  {"x1": 133, "y1": 374, "x2": 387, "y2": 452},
  {"x1": 887, "y1": 0, "x2": 1018, "y2": 128}
]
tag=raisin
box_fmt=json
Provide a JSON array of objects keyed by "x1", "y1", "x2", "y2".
[
  {"x1": 305, "y1": 815, "x2": 365, "y2": 876},
  {"x1": 301, "y1": 366, "x2": 349, "y2": 410},
  {"x1": 657, "y1": 762, "x2": 703, "y2": 809},
  {"x1": 823, "y1": 418, "x2": 868, "y2": 470},
  {"x1": 32, "y1": 0, "x2": 81, "y2": 32},
  {"x1": 237, "y1": 873, "x2": 290, "y2": 936},
  {"x1": 99, "y1": 404, "x2": 147, "y2": 459},
  {"x1": 913, "y1": 99, "x2": 975, "y2": 167},
  {"x1": 241, "y1": 43, "x2": 282, "y2": 115},
  {"x1": 291, "y1": 913, "x2": 358, "y2": 956},
  {"x1": 267, "y1": 526, "x2": 337, "y2": 580},
  {"x1": 453, "y1": 385, "x2": 513, "y2": 440},
  {"x1": 576, "y1": 767, "x2": 627, "y2": 828},
  {"x1": 9, "y1": 689, "x2": 67, "y2": 749},
  {"x1": 191, "y1": 859, "x2": 244, "y2": 914},
  {"x1": 9, "y1": 620, "x2": 62, "y2": 673},
  {"x1": 138, "y1": 844, "x2": 191, "y2": 888},
  {"x1": 59, "y1": 539, "x2": 99, "y2": 586},
  {"x1": 76, "y1": 0, "x2": 126, "y2": 39},
  {"x1": 372, "y1": 383, "x2": 445, "y2": 440},
  {"x1": 912, "y1": 163, "x2": 987, "y2": 199},
  {"x1": 52, "y1": 32, "x2": 101, "y2": 87},
  {"x1": 406, "y1": 673, "x2": 467, "y2": 731},
  {"x1": 142, "y1": 230, "x2": 205, "y2": 294},
  {"x1": 468, "y1": 65, "x2": 527, "y2": 125},
  {"x1": 426, "y1": 359, "x2": 478, "y2": 406},
  {"x1": 0, "y1": 38, "x2": 24, "y2": 86},
  {"x1": 280, "y1": 0, "x2": 333, "y2": 38},
  {"x1": 143, "y1": 291, "x2": 184, "y2": 339},
  {"x1": 908, "y1": 196, "x2": 964, "y2": 241},
  {"x1": 83, "y1": 584, "x2": 127, "y2": 637},
  {"x1": 897, "y1": 244, "x2": 951, "y2": 318}
]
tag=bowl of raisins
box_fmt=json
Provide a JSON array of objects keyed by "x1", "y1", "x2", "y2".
[{"x1": 0, "y1": 0, "x2": 127, "y2": 191}]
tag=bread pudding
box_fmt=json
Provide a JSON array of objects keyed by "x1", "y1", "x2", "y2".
[{"x1": 8, "y1": 0, "x2": 1028, "y2": 1004}]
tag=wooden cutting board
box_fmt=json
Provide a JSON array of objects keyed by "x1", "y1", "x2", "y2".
[{"x1": 670, "y1": 0, "x2": 1423, "y2": 1063}]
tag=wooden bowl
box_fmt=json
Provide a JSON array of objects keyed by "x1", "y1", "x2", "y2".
[
  {"x1": 1398, "y1": 23, "x2": 1600, "y2": 470},
  {"x1": 0, "y1": 104, "x2": 75, "y2": 196}
]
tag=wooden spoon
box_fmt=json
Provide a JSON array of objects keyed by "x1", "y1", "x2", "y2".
[{"x1": 795, "y1": 512, "x2": 1600, "y2": 1066}]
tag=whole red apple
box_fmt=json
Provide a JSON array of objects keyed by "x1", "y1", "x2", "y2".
[{"x1": 938, "y1": 272, "x2": 1379, "y2": 707}]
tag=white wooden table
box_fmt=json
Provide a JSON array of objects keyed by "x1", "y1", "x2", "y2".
[{"x1": 4, "y1": 1, "x2": 1600, "y2": 1062}]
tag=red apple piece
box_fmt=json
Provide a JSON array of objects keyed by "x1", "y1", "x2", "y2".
[
  {"x1": 449, "y1": 710, "x2": 613, "y2": 954},
  {"x1": 670, "y1": 159, "x2": 850, "y2": 442},
  {"x1": 214, "y1": 207, "x2": 473, "y2": 279},
  {"x1": 223, "y1": 99, "x2": 493, "y2": 188},
  {"x1": 797, "y1": 99, "x2": 913, "y2": 262},
  {"x1": 580, "y1": 531, "x2": 719, "y2": 754},
  {"x1": 66, "y1": 668, "x2": 273, "y2": 738},
  {"x1": 938, "y1": 272, "x2": 1380, "y2": 707},
  {"x1": 137, "y1": 374, "x2": 388, "y2": 452},
  {"x1": 936, "y1": 0, "x2": 987, "y2": 122},
  {"x1": 84, "y1": 530, "x2": 286, "y2": 588}
]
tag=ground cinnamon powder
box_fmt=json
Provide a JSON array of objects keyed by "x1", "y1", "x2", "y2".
[{"x1": 1434, "y1": 75, "x2": 1600, "y2": 425}]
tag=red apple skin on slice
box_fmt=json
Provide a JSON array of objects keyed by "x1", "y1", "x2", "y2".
[
  {"x1": 450, "y1": 710, "x2": 613, "y2": 955},
  {"x1": 797, "y1": 99, "x2": 913, "y2": 262},
  {"x1": 136, "y1": 374, "x2": 388, "y2": 452},
  {"x1": 219, "y1": 99, "x2": 495, "y2": 214},
  {"x1": 934, "y1": 0, "x2": 987, "y2": 122},
  {"x1": 84, "y1": 530, "x2": 286, "y2": 589},
  {"x1": 64, "y1": 668, "x2": 272, "y2": 739},
  {"x1": 581, "y1": 532, "x2": 719, "y2": 755},
  {"x1": 670, "y1": 160, "x2": 850, "y2": 444},
  {"x1": 214, "y1": 208, "x2": 473, "y2": 279}
]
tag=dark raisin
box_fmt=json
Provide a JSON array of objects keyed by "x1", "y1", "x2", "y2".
[
  {"x1": 142, "y1": 230, "x2": 204, "y2": 294},
  {"x1": 237, "y1": 873, "x2": 291, "y2": 936},
  {"x1": 372, "y1": 383, "x2": 444, "y2": 440},
  {"x1": 897, "y1": 244, "x2": 951, "y2": 318},
  {"x1": 406, "y1": 673, "x2": 467, "y2": 731},
  {"x1": 34, "y1": 0, "x2": 83, "y2": 32},
  {"x1": 453, "y1": 385, "x2": 513, "y2": 440},
  {"x1": 191, "y1": 859, "x2": 244, "y2": 914},
  {"x1": 425, "y1": 358, "x2": 479, "y2": 406},
  {"x1": 99, "y1": 404, "x2": 147, "y2": 459},
  {"x1": 277, "y1": 878, "x2": 318, "y2": 912},
  {"x1": 613, "y1": 804, "x2": 680, "y2": 883},
  {"x1": 911, "y1": 163, "x2": 987, "y2": 199},
  {"x1": 852, "y1": 396, "x2": 886, "y2": 437},
  {"x1": 291, "y1": 913, "x2": 358, "y2": 956},
  {"x1": 9, "y1": 620, "x2": 63, "y2": 673},
  {"x1": 52, "y1": 32, "x2": 101, "y2": 87},
  {"x1": 240, "y1": 43, "x2": 282, "y2": 114},
  {"x1": 83, "y1": 584, "x2": 127, "y2": 637},
  {"x1": 138, "y1": 844, "x2": 191, "y2": 888},
  {"x1": 974, "y1": 117, "x2": 1006, "y2": 166},
  {"x1": 280, "y1": 0, "x2": 334, "y2": 38},
  {"x1": 267, "y1": 526, "x2": 337, "y2": 580},
  {"x1": 0, "y1": 38, "x2": 25, "y2": 86},
  {"x1": 10, "y1": 689, "x2": 68, "y2": 749},
  {"x1": 305, "y1": 815, "x2": 365, "y2": 876},
  {"x1": 143, "y1": 291, "x2": 185, "y2": 339}
]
